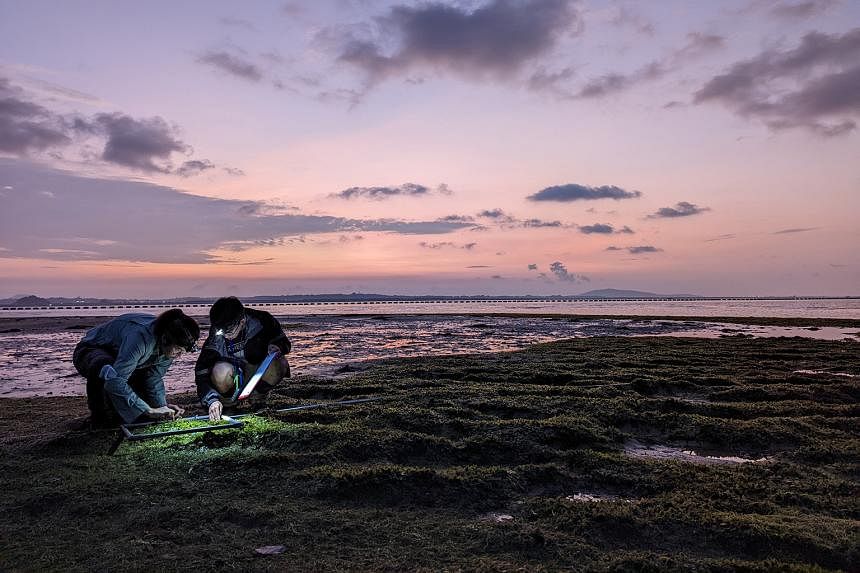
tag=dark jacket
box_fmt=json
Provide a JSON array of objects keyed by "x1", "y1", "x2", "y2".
[
  {"x1": 195, "y1": 308, "x2": 290, "y2": 407},
  {"x1": 78, "y1": 313, "x2": 172, "y2": 420}
]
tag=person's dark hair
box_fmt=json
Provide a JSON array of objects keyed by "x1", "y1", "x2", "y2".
[
  {"x1": 210, "y1": 296, "x2": 245, "y2": 330},
  {"x1": 154, "y1": 309, "x2": 200, "y2": 352}
]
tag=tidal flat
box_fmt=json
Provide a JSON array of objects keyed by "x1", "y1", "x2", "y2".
[{"x1": 1, "y1": 335, "x2": 858, "y2": 571}]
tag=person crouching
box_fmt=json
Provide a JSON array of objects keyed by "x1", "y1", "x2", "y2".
[
  {"x1": 72, "y1": 309, "x2": 200, "y2": 427},
  {"x1": 195, "y1": 297, "x2": 291, "y2": 421}
]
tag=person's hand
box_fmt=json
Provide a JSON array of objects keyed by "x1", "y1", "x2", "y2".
[
  {"x1": 146, "y1": 405, "x2": 177, "y2": 420},
  {"x1": 208, "y1": 400, "x2": 223, "y2": 422},
  {"x1": 167, "y1": 403, "x2": 185, "y2": 418},
  {"x1": 267, "y1": 344, "x2": 282, "y2": 356}
]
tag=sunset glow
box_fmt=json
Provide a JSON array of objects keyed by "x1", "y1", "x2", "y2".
[{"x1": 1, "y1": 0, "x2": 858, "y2": 297}]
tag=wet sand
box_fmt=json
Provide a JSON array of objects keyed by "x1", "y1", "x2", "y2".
[{"x1": 2, "y1": 314, "x2": 859, "y2": 398}]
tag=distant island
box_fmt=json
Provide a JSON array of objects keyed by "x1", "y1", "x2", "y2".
[{"x1": 1, "y1": 291, "x2": 857, "y2": 307}]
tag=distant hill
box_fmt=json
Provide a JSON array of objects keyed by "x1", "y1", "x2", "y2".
[{"x1": 576, "y1": 288, "x2": 701, "y2": 298}]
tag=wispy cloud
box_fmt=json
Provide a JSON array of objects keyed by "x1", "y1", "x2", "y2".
[
  {"x1": 177, "y1": 160, "x2": 216, "y2": 178},
  {"x1": 773, "y1": 226, "x2": 822, "y2": 234},
  {"x1": 332, "y1": 183, "x2": 442, "y2": 200},
  {"x1": 197, "y1": 50, "x2": 264, "y2": 82},
  {"x1": 748, "y1": 0, "x2": 841, "y2": 21},
  {"x1": 579, "y1": 223, "x2": 634, "y2": 234},
  {"x1": 694, "y1": 28, "x2": 860, "y2": 135},
  {"x1": 607, "y1": 245, "x2": 663, "y2": 254},
  {"x1": 530, "y1": 31, "x2": 724, "y2": 100},
  {"x1": 474, "y1": 209, "x2": 563, "y2": 229},
  {"x1": 418, "y1": 241, "x2": 477, "y2": 250},
  {"x1": 705, "y1": 233, "x2": 737, "y2": 242},
  {"x1": 647, "y1": 201, "x2": 710, "y2": 219},
  {"x1": 0, "y1": 160, "x2": 476, "y2": 264}
]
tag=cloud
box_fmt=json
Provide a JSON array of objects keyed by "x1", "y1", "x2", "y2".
[
  {"x1": 528, "y1": 263, "x2": 538, "y2": 270},
  {"x1": 332, "y1": 182, "x2": 437, "y2": 200},
  {"x1": 491, "y1": 275, "x2": 504, "y2": 279},
  {"x1": 336, "y1": 0, "x2": 579, "y2": 82},
  {"x1": 521, "y1": 218, "x2": 563, "y2": 228},
  {"x1": 0, "y1": 77, "x2": 215, "y2": 175},
  {"x1": 773, "y1": 226, "x2": 821, "y2": 234},
  {"x1": 574, "y1": 61, "x2": 666, "y2": 99},
  {"x1": 528, "y1": 183, "x2": 641, "y2": 202},
  {"x1": 177, "y1": 159, "x2": 216, "y2": 178},
  {"x1": 627, "y1": 245, "x2": 662, "y2": 254},
  {"x1": 197, "y1": 51, "x2": 264, "y2": 82},
  {"x1": 766, "y1": 0, "x2": 839, "y2": 20},
  {"x1": 694, "y1": 28, "x2": 860, "y2": 135},
  {"x1": 672, "y1": 32, "x2": 726, "y2": 63},
  {"x1": 475, "y1": 209, "x2": 563, "y2": 229},
  {"x1": 549, "y1": 261, "x2": 589, "y2": 283},
  {"x1": 705, "y1": 233, "x2": 737, "y2": 242},
  {"x1": 439, "y1": 214, "x2": 475, "y2": 223},
  {"x1": 419, "y1": 241, "x2": 477, "y2": 250},
  {"x1": 647, "y1": 201, "x2": 710, "y2": 219},
  {"x1": 608, "y1": 5, "x2": 655, "y2": 36},
  {"x1": 467, "y1": 265, "x2": 491, "y2": 268},
  {"x1": 477, "y1": 208, "x2": 515, "y2": 222},
  {"x1": 87, "y1": 113, "x2": 189, "y2": 173},
  {"x1": 607, "y1": 245, "x2": 663, "y2": 254},
  {"x1": 0, "y1": 77, "x2": 71, "y2": 154},
  {"x1": 0, "y1": 160, "x2": 475, "y2": 264},
  {"x1": 579, "y1": 223, "x2": 634, "y2": 234},
  {"x1": 579, "y1": 223, "x2": 614, "y2": 234},
  {"x1": 533, "y1": 31, "x2": 723, "y2": 100}
]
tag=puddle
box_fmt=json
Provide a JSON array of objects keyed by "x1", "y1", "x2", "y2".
[
  {"x1": 653, "y1": 324, "x2": 860, "y2": 342},
  {"x1": 564, "y1": 493, "x2": 634, "y2": 503},
  {"x1": 792, "y1": 370, "x2": 858, "y2": 378},
  {"x1": 480, "y1": 512, "x2": 514, "y2": 523},
  {"x1": 624, "y1": 441, "x2": 772, "y2": 465}
]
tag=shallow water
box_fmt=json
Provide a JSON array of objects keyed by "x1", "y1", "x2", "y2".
[
  {"x1": 624, "y1": 441, "x2": 772, "y2": 465},
  {"x1": 3, "y1": 297, "x2": 859, "y2": 319},
  {"x1": 1, "y1": 315, "x2": 857, "y2": 398}
]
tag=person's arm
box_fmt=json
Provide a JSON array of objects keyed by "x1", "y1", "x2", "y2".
[
  {"x1": 259, "y1": 312, "x2": 291, "y2": 355},
  {"x1": 140, "y1": 359, "x2": 170, "y2": 407},
  {"x1": 195, "y1": 347, "x2": 223, "y2": 409}
]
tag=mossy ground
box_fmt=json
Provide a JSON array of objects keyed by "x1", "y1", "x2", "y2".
[{"x1": 1, "y1": 336, "x2": 858, "y2": 571}]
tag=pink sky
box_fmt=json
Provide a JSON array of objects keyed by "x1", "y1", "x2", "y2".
[{"x1": 1, "y1": 0, "x2": 858, "y2": 297}]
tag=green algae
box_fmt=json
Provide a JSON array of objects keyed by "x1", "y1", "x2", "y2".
[{"x1": 131, "y1": 417, "x2": 234, "y2": 436}]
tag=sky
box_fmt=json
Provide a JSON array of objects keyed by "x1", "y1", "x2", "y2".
[{"x1": 0, "y1": 0, "x2": 858, "y2": 298}]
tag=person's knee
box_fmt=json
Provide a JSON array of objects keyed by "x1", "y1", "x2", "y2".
[
  {"x1": 211, "y1": 362, "x2": 236, "y2": 395},
  {"x1": 261, "y1": 357, "x2": 289, "y2": 385}
]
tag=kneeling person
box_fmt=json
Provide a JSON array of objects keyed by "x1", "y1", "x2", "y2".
[
  {"x1": 72, "y1": 309, "x2": 200, "y2": 426},
  {"x1": 195, "y1": 297, "x2": 291, "y2": 421}
]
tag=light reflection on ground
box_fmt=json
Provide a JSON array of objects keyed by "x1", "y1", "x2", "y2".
[{"x1": 1, "y1": 315, "x2": 857, "y2": 397}]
